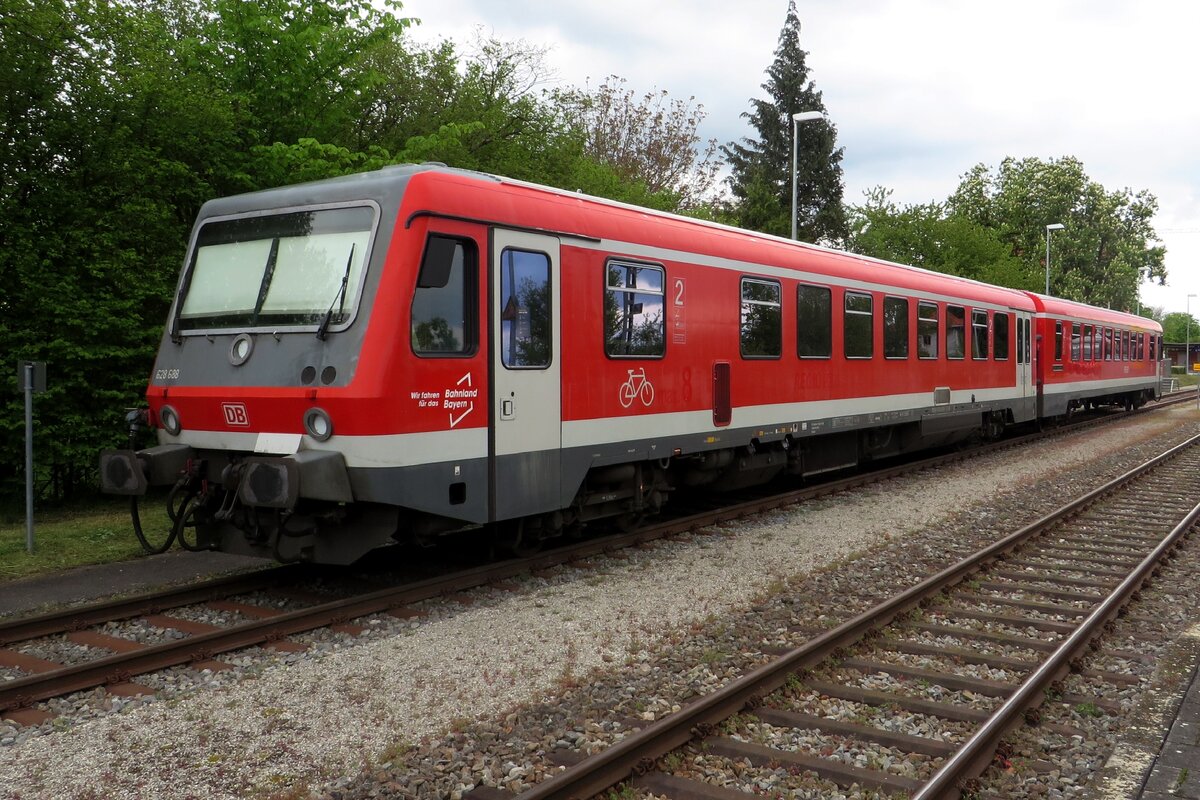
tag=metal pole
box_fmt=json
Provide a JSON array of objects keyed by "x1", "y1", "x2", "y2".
[
  {"x1": 1044, "y1": 229, "x2": 1051, "y2": 295},
  {"x1": 25, "y1": 362, "x2": 34, "y2": 554},
  {"x1": 1187, "y1": 294, "x2": 1194, "y2": 376},
  {"x1": 790, "y1": 116, "x2": 798, "y2": 241}
]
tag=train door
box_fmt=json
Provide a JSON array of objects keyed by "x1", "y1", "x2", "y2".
[
  {"x1": 1016, "y1": 312, "x2": 1034, "y2": 398},
  {"x1": 490, "y1": 229, "x2": 562, "y2": 521},
  {"x1": 1012, "y1": 312, "x2": 1036, "y2": 422}
]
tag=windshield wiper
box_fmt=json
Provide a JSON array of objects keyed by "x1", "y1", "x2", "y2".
[{"x1": 316, "y1": 243, "x2": 356, "y2": 340}]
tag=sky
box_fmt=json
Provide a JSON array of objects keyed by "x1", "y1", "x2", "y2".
[{"x1": 397, "y1": 0, "x2": 1200, "y2": 316}]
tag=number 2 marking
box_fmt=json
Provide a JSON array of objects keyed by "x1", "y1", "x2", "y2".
[{"x1": 674, "y1": 278, "x2": 685, "y2": 306}]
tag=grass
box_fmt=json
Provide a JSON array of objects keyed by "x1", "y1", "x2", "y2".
[
  {"x1": 0, "y1": 494, "x2": 172, "y2": 582},
  {"x1": 1170, "y1": 371, "x2": 1199, "y2": 387}
]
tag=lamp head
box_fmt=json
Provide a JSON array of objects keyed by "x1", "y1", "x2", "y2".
[
  {"x1": 1046, "y1": 223, "x2": 1065, "y2": 232},
  {"x1": 792, "y1": 111, "x2": 824, "y2": 123}
]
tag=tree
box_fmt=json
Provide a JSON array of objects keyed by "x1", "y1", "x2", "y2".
[
  {"x1": 847, "y1": 187, "x2": 1028, "y2": 288},
  {"x1": 722, "y1": 0, "x2": 846, "y2": 244},
  {"x1": 1162, "y1": 312, "x2": 1200, "y2": 343},
  {"x1": 948, "y1": 156, "x2": 1166, "y2": 310},
  {"x1": 554, "y1": 76, "x2": 722, "y2": 210},
  {"x1": 0, "y1": 0, "x2": 411, "y2": 508}
]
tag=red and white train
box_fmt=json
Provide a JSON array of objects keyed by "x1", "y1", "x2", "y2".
[{"x1": 100, "y1": 164, "x2": 1164, "y2": 563}]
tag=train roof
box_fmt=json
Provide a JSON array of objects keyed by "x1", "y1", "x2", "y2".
[
  {"x1": 193, "y1": 162, "x2": 471, "y2": 219},
  {"x1": 1025, "y1": 293, "x2": 1162, "y2": 331},
  {"x1": 400, "y1": 167, "x2": 1038, "y2": 310},
  {"x1": 196, "y1": 164, "x2": 1150, "y2": 326}
]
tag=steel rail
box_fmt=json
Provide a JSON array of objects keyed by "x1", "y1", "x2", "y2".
[
  {"x1": 512, "y1": 432, "x2": 1200, "y2": 800},
  {"x1": 0, "y1": 526, "x2": 667, "y2": 713},
  {"x1": 913, "y1": 500, "x2": 1200, "y2": 798},
  {"x1": 0, "y1": 565, "x2": 298, "y2": 645},
  {"x1": 0, "y1": 398, "x2": 1189, "y2": 716}
]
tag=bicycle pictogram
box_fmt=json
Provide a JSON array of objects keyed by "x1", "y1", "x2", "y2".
[{"x1": 618, "y1": 367, "x2": 655, "y2": 408}]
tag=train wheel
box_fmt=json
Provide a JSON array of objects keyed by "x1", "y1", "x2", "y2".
[
  {"x1": 130, "y1": 496, "x2": 177, "y2": 554},
  {"x1": 615, "y1": 512, "x2": 645, "y2": 532},
  {"x1": 497, "y1": 519, "x2": 542, "y2": 558}
]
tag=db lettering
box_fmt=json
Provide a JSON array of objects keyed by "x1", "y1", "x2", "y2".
[{"x1": 222, "y1": 403, "x2": 249, "y2": 426}]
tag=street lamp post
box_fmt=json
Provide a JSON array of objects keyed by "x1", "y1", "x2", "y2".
[
  {"x1": 791, "y1": 111, "x2": 825, "y2": 241},
  {"x1": 1188, "y1": 293, "x2": 1197, "y2": 375},
  {"x1": 1044, "y1": 223, "x2": 1065, "y2": 295},
  {"x1": 1136, "y1": 265, "x2": 1152, "y2": 316}
]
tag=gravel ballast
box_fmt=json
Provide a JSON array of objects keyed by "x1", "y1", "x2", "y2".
[{"x1": 1, "y1": 407, "x2": 1199, "y2": 799}]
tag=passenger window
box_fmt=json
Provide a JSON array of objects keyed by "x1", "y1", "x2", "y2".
[
  {"x1": 1150, "y1": 334, "x2": 1156, "y2": 361},
  {"x1": 797, "y1": 284, "x2": 832, "y2": 358},
  {"x1": 883, "y1": 297, "x2": 908, "y2": 359},
  {"x1": 1071, "y1": 323, "x2": 1082, "y2": 361},
  {"x1": 1095, "y1": 327, "x2": 1103, "y2": 361},
  {"x1": 411, "y1": 235, "x2": 476, "y2": 356},
  {"x1": 971, "y1": 309, "x2": 988, "y2": 360},
  {"x1": 1104, "y1": 328, "x2": 1113, "y2": 360},
  {"x1": 883, "y1": 297, "x2": 907, "y2": 359},
  {"x1": 740, "y1": 277, "x2": 782, "y2": 358},
  {"x1": 946, "y1": 305, "x2": 965, "y2": 360},
  {"x1": 500, "y1": 248, "x2": 551, "y2": 368},
  {"x1": 844, "y1": 291, "x2": 873, "y2": 359},
  {"x1": 605, "y1": 261, "x2": 664, "y2": 357},
  {"x1": 994, "y1": 313, "x2": 1010, "y2": 360},
  {"x1": 1083, "y1": 325, "x2": 1093, "y2": 360},
  {"x1": 1122, "y1": 330, "x2": 1130, "y2": 360},
  {"x1": 918, "y1": 301, "x2": 938, "y2": 359}
]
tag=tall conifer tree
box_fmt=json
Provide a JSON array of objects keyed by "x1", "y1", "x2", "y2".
[{"x1": 724, "y1": 0, "x2": 847, "y2": 244}]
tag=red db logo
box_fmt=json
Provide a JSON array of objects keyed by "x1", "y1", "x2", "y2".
[{"x1": 222, "y1": 402, "x2": 249, "y2": 426}]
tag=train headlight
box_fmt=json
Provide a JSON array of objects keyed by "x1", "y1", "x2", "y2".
[
  {"x1": 304, "y1": 407, "x2": 333, "y2": 441},
  {"x1": 159, "y1": 404, "x2": 182, "y2": 436},
  {"x1": 230, "y1": 334, "x2": 253, "y2": 366}
]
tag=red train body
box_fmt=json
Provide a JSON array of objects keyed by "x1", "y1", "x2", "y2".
[{"x1": 100, "y1": 165, "x2": 1164, "y2": 563}]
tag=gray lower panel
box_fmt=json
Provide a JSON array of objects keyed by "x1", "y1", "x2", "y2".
[
  {"x1": 920, "y1": 410, "x2": 981, "y2": 436},
  {"x1": 342, "y1": 394, "x2": 1051, "y2": 526},
  {"x1": 1041, "y1": 380, "x2": 1157, "y2": 417},
  {"x1": 349, "y1": 457, "x2": 489, "y2": 524},
  {"x1": 494, "y1": 450, "x2": 561, "y2": 520}
]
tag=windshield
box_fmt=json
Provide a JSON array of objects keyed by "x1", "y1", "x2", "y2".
[{"x1": 177, "y1": 205, "x2": 375, "y2": 331}]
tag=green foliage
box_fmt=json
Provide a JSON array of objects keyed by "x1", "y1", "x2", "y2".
[
  {"x1": 554, "y1": 75, "x2": 722, "y2": 209},
  {"x1": 0, "y1": 0, "x2": 411, "y2": 507},
  {"x1": 848, "y1": 187, "x2": 1028, "y2": 288},
  {"x1": 252, "y1": 138, "x2": 397, "y2": 186},
  {"x1": 851, "y1": 157, "x2": 1167, "y2": 306},
  {"x1": 722, "y1": 0, "x2": 847, "y2": 244},
  {"x1": 1162, "y1": 312, "x2": 1200, "y2": 343},
  {"x1": 948, "y1": 156, "x2": 1165, "y2": 308}
]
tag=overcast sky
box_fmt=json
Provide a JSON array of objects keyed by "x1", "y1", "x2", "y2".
[{"x1": 399, "y1": 0, "x2": 1200, "y2": 316}]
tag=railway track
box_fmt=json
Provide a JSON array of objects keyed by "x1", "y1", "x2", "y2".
[
  {"x1": 500, "y1": 432, "x2": 1200, "y2": 800},
  {"x1": 0, "y1": 395, "x2": 1193, "y2": 730}
]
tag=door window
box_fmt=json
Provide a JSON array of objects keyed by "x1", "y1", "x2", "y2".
[
  {"x1": 500, "y1": 248, "x2": 551, "y2": 368},
  {"x1": 411, "y1": 236, "x2": 476, "y2": 355}
]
